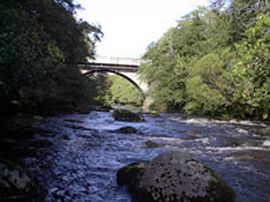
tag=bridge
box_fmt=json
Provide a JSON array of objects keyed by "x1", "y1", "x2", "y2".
[{"x1": 79, "y1": 57, "x2": 151, "y2": 111}]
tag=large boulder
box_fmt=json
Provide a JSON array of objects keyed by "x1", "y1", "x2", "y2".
[
  {"x1": 117, "y1": 151, "x2": 235, "y2": 202},
  {"x1": 112, "y1": 109, "x2": 144, "y2": 122},
  {"x1": 117, "y1": 162, "x2": 146, "y2": 186},
  {"x1": 0, "y1": 159, "x2": 38, "y2": 201}
]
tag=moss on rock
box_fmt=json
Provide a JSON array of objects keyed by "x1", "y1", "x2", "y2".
[{"x1": 117, "y1": 151, "x2": 235, "y2": 202}]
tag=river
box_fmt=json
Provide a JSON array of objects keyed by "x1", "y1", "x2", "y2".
[{"x1": 20, "y1": 111, "x2": 270, "y2": 202}]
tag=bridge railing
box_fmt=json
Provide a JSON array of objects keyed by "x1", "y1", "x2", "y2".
[{"x1": 88, "y1": 56, "x2": 144, "y2": 66}]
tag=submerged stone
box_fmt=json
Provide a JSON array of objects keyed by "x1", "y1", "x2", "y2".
[
  {"x1": 112, "y1": 109, "x2": 144, "y2": 122},
  {"x1": 113, "y1": 126, "x2": 138, "y2": 134},
  {"x1": 145, "y1": 140, "x2": 161, "y2": 148},
  {"x1": 253, "y1": 126, "x2": 270, "y2": 136},
  {"x1": 117, "y1": 151, "x2": 235, "y2": 202}
]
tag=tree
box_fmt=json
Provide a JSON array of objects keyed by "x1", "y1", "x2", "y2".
[
  {"x1": 229, "y1": 14, "x2": 270, "y2": 119},
  {"x1": 140, "y1": 8, "x2": 231, "y2": 113},
  {"x1": 0, "y1": 0, "x2": 102, "y2": 116},
  {"x1": 229, "y1": 0, "x2": 270, "y2": 42},
  {"x1": 140, "y1": 0, "x2": 270, "y2": 120},
  {"x1": 185, "y1": 53, "x2": 226, "y2": 115}
]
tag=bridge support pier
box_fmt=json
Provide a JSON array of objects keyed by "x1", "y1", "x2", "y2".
[{"x1": 142, "y1": 97, "x2": 153, "y2": 112}]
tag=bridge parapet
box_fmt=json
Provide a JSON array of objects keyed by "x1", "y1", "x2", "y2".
[{"x1": 88, "y1": 56, "x2": 145, "y2": 66}]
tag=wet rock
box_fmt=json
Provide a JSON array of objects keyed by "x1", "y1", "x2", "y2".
[
  {"x1": 113, "y1": 126, "x2": 138, "y2": 134},
  {"x1": 117, "y1": 151, "x2": 235, "y2": 202},
  {"x1": 145, "y1": 140, "x2": 161, "y2": 148},
  {"x1": 186, "y1": 130, "x2": 201, "y2": 140},
  {"x1": 0, "y1": 158, "x2": 38, "y2": 201},
  {"x1": 112, "y1": 109, "x2": 144, "y2": 122},
  {"x1": 63, "y1": 134, "x2": 72, "y2": 140},
  {"x1": 252, "y1": 127, "x2": 270, "y2": 136},
  {"x1": 117, "y1": 162, "x2": 146, "y2": 186}
]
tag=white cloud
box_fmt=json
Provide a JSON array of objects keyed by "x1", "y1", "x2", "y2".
[{"x1": 78, "y1": 0, "x2": 209, "y2": 58}]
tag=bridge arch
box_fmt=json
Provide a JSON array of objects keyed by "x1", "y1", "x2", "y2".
[
  {"x1": 83, "y1": 69, "x2": 146, "y2": 99},
  {"x1": 79, "y1": 56, "x2": 151, "y2": 111}
]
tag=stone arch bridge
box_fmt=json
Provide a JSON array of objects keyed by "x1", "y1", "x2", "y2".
[{"x1": 79, "y1": 57, "x2": 151, "y2": 111}]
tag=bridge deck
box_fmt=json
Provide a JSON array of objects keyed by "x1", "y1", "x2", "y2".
[{"x1": 79, "y1": 62, "x2": 139, "y2": 72}]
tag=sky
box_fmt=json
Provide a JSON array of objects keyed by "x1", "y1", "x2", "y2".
[{"x1": 78, "y1": 0, "x2": 209, "y2": 58}]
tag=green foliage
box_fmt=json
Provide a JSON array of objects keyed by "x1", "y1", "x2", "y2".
[
  {"x1": 140, "y1": 8, "x2": 230, "y2": 113},
  {"x1": 185, "y1": 76, "x2": 226, "y2": 115},
  {"x1": 0, "y1": 0, "x2": 102, "y2": 116},
  {"x1": 109, "y1": 75, "x2": 143, "y2": 106},
  {"x1": 140, "y1": 0, "x2": 270, "y2": 120},
  {"x1": 185, "y1": 54, "x2": 226, "y2": 115},
  {"x1": 229, "y1": 14, "x2": 270, "y2": 119},
  {"x1": 88, "y1": 74, "x2": 112, "y2": 108},
  {"x1": 229, "y1": 0, "x2": 269, "y2": 42}
]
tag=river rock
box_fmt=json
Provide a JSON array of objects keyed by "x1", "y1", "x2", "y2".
[
  {"x1": 117, "y1": 151, "x2": 235, "y2": 202},
  {"x1": 145, "y1": 140, "x2": 161, "y2": 148},
  {"x1": 0, "y1": 159, "x2": 38, "y2": 201},
  {"x1": 252, "y1": 126, "x2": 270, "y2": 136},
  {"x1": 112, "y1": 109, "x2": 144, "y2": 122},
  {"x1": 113, "y1": 126, "x2": 138, "y2": 134}
]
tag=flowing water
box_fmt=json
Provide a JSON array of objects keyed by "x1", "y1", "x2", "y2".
[{"x1": 20, "y1": 111, "x2": 270, "y2": 202}]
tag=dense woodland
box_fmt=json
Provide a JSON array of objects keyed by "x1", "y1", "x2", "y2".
[
  {"x1": 0, "y1": 0, "x2": 102, "y2": 118},
  {"x1": 1, "y1": 0, "x2": 270, "y2": 121},
  {"x1": 140, "y1": 0, "x2": 270, "y2": 120}
]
